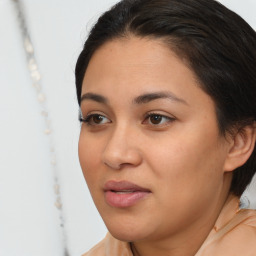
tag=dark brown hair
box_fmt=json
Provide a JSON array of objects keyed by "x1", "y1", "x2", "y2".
[{"x1": 75, "y1": 0, "x2": 256, "y2": 196}]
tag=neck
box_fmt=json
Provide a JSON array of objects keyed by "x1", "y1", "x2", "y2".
[
  {"x1": 130, "y1": 242, "x2": 140, "y2": 256},
  {"x1": 130, "y1": 192, "x2": 233, "y2": 256}
]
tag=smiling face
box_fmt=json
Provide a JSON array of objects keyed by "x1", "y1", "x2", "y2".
[{"x1": 78, "y1": 37, "x2": 232, "y2": 245}]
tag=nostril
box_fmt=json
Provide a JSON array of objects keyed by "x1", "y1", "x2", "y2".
[{"x1": 103, "y1": 160, "x2": 122, "y2": 170}]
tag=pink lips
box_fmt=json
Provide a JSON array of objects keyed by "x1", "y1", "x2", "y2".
[{"x1": 104, "y1": 180, "x2": 151, "y2": 208}]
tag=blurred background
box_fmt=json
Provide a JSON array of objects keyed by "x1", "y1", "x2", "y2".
[{"x1": 0, "y1": 0, "x2": 255, "y2": 255}]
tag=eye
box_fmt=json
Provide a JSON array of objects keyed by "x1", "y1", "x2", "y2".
[
  {"x1": 80, "y1": 114, "x2": 111, "y2": 126},
  {"x1": 143, "y1": 113, "x2": 175, "y2": 126}
]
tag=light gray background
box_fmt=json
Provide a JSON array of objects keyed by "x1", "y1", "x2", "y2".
[{"x1": 0, "y1": 0, "x2": 255, "y2": 255}]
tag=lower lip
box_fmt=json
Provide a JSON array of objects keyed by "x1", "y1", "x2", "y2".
[{"x1": 105, "y1": 191, "x2": 150, "y2": 208}]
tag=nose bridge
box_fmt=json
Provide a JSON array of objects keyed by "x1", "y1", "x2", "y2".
[{"x1": 102, "y1": 121, "x2": 142, "y2": 169}]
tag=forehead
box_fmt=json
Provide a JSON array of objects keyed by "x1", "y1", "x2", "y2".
[
  {"x1": 83, "y1": 38, "x2": 194, "y2": 89},
  {"x1": 81, "y1": 37, "x2": 214, "y2": 112}
]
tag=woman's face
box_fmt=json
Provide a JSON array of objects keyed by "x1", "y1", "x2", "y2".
[{"x1": 79, "y1": 37, "x2": 231, "y2": 242}]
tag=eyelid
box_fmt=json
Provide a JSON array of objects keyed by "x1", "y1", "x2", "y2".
[
  {"x1": 79, "y1": 112, "x2": 111, "y2": 125},
  {"x1": 143, "y1": 111, "x2": 176, "y2": 126},
  {"x1": 79, "y1": 110, "x2": 108, "y2": 120},
  {"x1": 78, "y1": 109, "x2": 176, "y2": 127}
]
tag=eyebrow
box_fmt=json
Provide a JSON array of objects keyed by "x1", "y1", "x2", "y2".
[
  {"x1": 133, "y1": 91, "x2": 188, "y2": 105},
  {"x1": 80, "y1": 93, "x2": 108, "y2": 104},
  {"x1": 80, "y1": 91, "x2": 188, "y2": 105}
]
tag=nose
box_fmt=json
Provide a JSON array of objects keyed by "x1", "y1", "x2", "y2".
[{"x1": 102, "y1": 125, "x2": 142, "y2": 170}]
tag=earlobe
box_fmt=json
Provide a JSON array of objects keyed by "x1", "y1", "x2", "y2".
[{"x1": 224, "y1": 124, "x2": 256, "y2": 172}]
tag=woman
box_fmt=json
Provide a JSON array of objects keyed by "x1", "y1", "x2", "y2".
[{"x1": 75, "y1": 0, "x2": 256, "y2": 255}]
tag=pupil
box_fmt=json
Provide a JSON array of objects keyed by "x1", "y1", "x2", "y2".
[
  {"x1": 93, "y1": 115, "x2": 103, "y2": 123},
  {"x1": 150, "y1": 115, "x2": 162, "y2": 124}
]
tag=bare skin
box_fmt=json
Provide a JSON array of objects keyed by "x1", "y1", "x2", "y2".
[{"x1": 78, "y1": 37, "x2": 254, "y2": 256}]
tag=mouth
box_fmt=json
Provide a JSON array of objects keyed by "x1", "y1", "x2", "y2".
[{"x1": 104, "y1": 180, "x2": 151, "y2": 208}]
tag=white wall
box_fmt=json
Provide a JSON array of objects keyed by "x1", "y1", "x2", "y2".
[{"x1": 0, "y1": 0, "x2": 255, "y2": 255}]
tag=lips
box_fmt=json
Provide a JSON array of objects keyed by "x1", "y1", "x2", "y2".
[{"x1": 104, "y1": 180, "x2": 151, "y2": 208}]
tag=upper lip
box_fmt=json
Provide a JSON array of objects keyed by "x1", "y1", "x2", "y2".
[{"x1": 104, "y1": 180, "x2": 151, "y2": 192}]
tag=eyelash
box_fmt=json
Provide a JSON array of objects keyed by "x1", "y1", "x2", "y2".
[
  {"x1": 79, "y1": 114, "x2": 110, "y2": 126},
  {"x1": 143, "y1": 112, "x2": 175, "y2": 126},
  {"x1": 79, "y1": 112, "x2": 176, "y2": 126}
]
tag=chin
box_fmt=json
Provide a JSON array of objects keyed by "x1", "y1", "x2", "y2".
[
  {"x1": 109, "y1": 231, "x2": 135, "y2": 242},
  {"x1": 98, "y1": 202, "x2": 157, "y2": 242},
  {"x1": 104, "y1": 218, "x2": 154, "y2": 242},
  {"x1": 108, "y1": 228, "x2": 146, "y2": 242}
]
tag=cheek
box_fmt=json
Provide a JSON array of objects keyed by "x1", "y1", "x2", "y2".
[
  {"x1": 78, "y1": 131, "x2": 102, "y2": 184},
  {"x1": 144, "y1": 135, "x2": 226, "y2": 227},
  {"x1": 145, "y1": 129, "x2": 226, "y2": 197}
]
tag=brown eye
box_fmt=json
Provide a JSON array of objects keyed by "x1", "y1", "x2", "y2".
[
  {"x1": 80, "y1": 114, "x2": 111, "y2": 125},
  {"x1": 149, "y1": 115, "x2": 163, "y2": 124},
  {"x1": 143, "y1": 113, "x2": 175, "y2": 126},
  {"x1": 92, "y1": 115, "x2": 104, "y2": 124}
]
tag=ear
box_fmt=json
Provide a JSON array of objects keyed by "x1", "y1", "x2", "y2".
[{"x1": 224, "y1": 124, "x2": 256, "y2": 172}]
